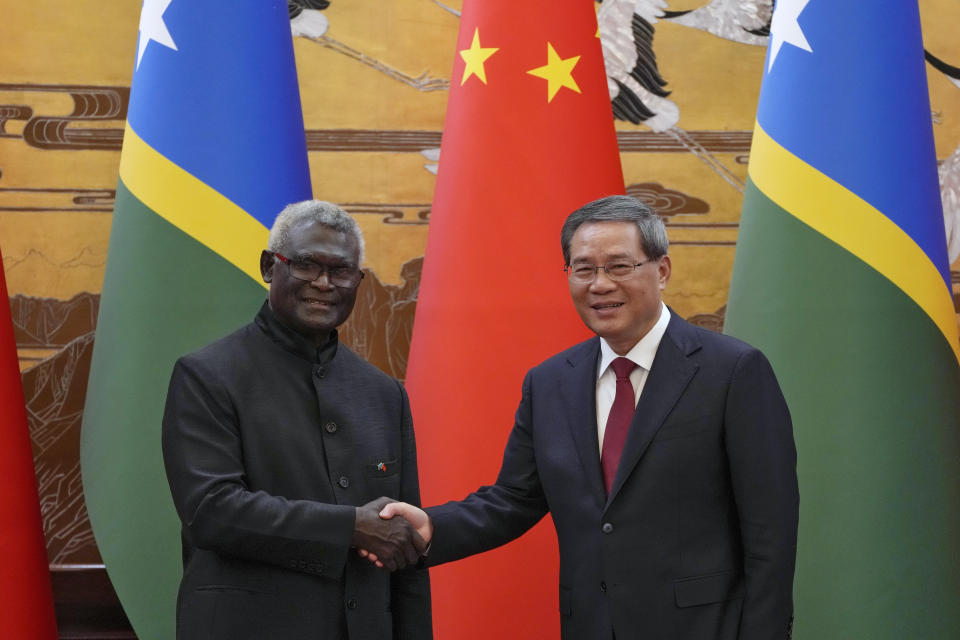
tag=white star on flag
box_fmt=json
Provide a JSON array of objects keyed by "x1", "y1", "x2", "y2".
[
  {"x1": 137, "y1": 0, "x2": 178, "y2": 70},
  {"x1": 768, "y1": 0, "x2": 812, "y2": 72}
]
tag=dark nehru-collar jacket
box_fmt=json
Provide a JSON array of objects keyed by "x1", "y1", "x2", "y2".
[{"x1": 161, "y1": 302, "x2": 431, "y2": 640}]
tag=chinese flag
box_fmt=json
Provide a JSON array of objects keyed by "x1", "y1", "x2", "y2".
[
  {"x1": 406, "y1": 1, "x2": 624, "y2": 637},
  {"x1": 0, "y1": 247, "x2": 57, "y2": 639}
]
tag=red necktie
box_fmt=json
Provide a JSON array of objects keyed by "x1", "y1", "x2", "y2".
[{"x1": 601, "y1": 357, "x2": 638, "y2": 494}]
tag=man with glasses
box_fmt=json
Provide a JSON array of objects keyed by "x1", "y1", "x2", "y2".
[
  {"x1": 375, "y1": 195, "x2": 799, "y2": 640},
  {"x1": 162, "y1": 200, "x2": 431, "y2": 640}
]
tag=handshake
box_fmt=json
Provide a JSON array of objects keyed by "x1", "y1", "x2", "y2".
[{"x1": 351, "y1": 497, "x2": 433, "y2": 571}]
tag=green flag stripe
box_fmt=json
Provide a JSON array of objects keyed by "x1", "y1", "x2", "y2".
[
  {"x1": 747, "y1": 123, "x2": 959, "y2": 365},
  {"x1": 726, "y1": 179, "x2": 960, "y2": 638},
  {"x1": 119, "y1": 124, "x2": 269, "y2": 288},
  {"x1": 81, "y1": 180, "x2": 266, "y2": 640}
]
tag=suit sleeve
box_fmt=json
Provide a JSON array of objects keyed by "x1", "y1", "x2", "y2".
[
  {"x1": 724, "y1": 348, "x2": 799, "y2": 640},
  {"x1": 161, "y1": 356, "x2": 356, "y2": 578},
  {"x1": 389, "y1": 382, "x2": 433, "y2": 640},
  {"x1": 425, "y1": 370, "x2": 550, "y2": 565}
]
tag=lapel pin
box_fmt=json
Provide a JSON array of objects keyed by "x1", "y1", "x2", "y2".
[{"x1": 377, "y1": 462, "x2": 387, "y2": 472}]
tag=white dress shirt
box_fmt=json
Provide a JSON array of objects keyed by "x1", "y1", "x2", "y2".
[{"x1": 596, "y1": 302, "x2": 670, "y2": 453}]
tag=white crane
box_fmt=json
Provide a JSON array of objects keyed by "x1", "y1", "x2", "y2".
[
  {"x1": 662, "y1": 0, "x2": 773, "y2": 46},
  {"x1": 598, "y1": 0, "x2": 679, "y2": 131},
  {"x1": 289, "y1": 0, "x2": 449, "y2": 92},
  {"x1": 598, "y1": 0, "x2": 746, "y2": 191},
  {"x1": 926, "y1": 50, "x2": 960, "y2": 265},
  {"x1": 289, "y1": 0, "x2": 330, "y2": 38}
]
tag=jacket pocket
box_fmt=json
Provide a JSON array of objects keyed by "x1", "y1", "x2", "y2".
[
  {"x1": 194, "y1": 584, "x2": 271, "y2": 596},
  {"x1": 365, "y1": 456, "x2": 400, "y2": 478},
  {"x1": 653, "y1": 414, "x2": 716, "y2": 442},
  {"x1": 674, "y1": 569, "x2": 743, "y2": 608}
]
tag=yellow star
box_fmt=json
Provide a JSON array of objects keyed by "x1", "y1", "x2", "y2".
[
  {"x1": 526, "y1": 42, "x2": 581, "y2": 102},
  {"x1": 459, "y1": 28, "x2": 499, "y2": 86}
]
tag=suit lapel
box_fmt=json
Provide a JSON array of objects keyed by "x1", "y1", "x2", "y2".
[
  {"x1": 605, "y1": 315, "x2": 700, "y2": 508},
  {"x1": 560, "y1": 338, "x2": 606, "y2": 507}
]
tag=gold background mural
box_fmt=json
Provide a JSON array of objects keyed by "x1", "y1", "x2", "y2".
[{"x1": 2, "y1": 0, "x2": 959, "y2": 576}]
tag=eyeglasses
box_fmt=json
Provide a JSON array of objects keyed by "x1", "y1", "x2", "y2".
[
  {"x1": 271, "y1": 252, "x2": 365, "y2": 288},
  {"x1": 564, "y1": 260, "x2": 650, "y2": 284}
]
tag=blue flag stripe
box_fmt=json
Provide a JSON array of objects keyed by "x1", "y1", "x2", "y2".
[
  {"x1": 128, "y1": 0, "x2": 311, "y2": 228},
  {"x1": 757, "y1": 0, "x2": 950, "y2": 287}
]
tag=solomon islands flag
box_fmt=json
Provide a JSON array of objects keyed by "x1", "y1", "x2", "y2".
[
  {"x1": 725, "y1": 1, "x2": 960, "y2": 637},
  {"x1": 81, "y1": 2, "x2": 311, "y2": 638}
]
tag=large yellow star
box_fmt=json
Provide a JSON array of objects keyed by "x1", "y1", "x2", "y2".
[
  {"x1": 526, "y1": 42, "x2": 581, "y2": 102},
  {"x1": 459, "y1": 28, "x2": 498, "y2": 86}
]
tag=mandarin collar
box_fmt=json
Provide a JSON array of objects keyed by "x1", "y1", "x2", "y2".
[{"x1": 254, "y1": 301, "x2": 339, "y2": 365}]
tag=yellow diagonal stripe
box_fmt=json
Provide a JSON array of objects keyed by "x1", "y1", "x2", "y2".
[
  {"x1": 749, "y1": 121, "x2": 960, "y2": 365},
  {"x1": 118, "y1": 124, "x2": 268, "y2": 289}
]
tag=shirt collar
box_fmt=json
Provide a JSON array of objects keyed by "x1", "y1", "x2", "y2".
[
  {"x1": 254, "y1": 300, "x2": 339, "y2": 365},
  {"x1": 597, "y1": 302, "x2": 670, "y2": 379}
]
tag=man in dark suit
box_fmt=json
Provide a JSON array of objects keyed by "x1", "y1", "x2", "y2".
[
  {"x1": 375, "y1": 195, "x2": 798, "y2": 639},
  {"x1": 162, "y1": 200, "x2": 431, "y2": 640}
]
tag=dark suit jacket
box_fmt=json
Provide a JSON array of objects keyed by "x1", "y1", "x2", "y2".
[
  {"x1": 162, "y1": 304, "x2": 431, "y2": 640},
  {"x1": 426, "y1": 312, "x2": 798, "y2": 640}
]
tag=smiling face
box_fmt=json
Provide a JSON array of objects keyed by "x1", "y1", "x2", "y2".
[
  {"x1": 260, "y1": 220, "x2": 361, "y2": 345},
  {"x1": 567, "y1": 221, "x2": 671, "y2": 355}
]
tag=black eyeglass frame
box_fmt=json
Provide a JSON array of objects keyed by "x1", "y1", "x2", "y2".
[{"x1": 270, "y1": 251, "x2": 365, "y2": 288}]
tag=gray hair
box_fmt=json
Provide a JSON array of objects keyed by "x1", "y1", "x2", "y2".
[
  {"x1": 268, "y1": 200, "x2": 365, "y2": 263},
  {"x1": 560, "y1": 195, "x2": 668, "y2": 265}
]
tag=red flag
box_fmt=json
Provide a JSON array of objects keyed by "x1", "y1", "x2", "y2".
[
  {"x1": 406, "y1": 1, "x2": 624, "y2": 636},
  {"x1": 0, "y1": 248, "x2": 57, "y2": 639}
]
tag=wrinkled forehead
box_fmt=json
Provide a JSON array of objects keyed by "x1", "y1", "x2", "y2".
[{"x1": 287, "y1": 221, "x2": 360, "y2": 262}]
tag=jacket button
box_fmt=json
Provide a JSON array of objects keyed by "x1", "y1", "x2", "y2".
[
  {"x1": 600, "y1": 581, "x2": 607, "y2": 593},
  {"x1": 338, "y1": 476, "x2": 350, "y2": 488},
  {"x1": 346, "y1": 598, "x2": 358, "y2": 610},
  {"x1": 324, "y1": 421, "x2": 338, "y2": 434},
  {"x1": 601, "y1": 522, "x2": 613, "y2": 534},
  {"x1": 314, "y1": 368, "x2": 325, "y2": 379}
]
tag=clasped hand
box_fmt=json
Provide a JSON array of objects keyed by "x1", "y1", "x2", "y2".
[{"x1": 353, "y1": 498, "x2": 433, "y2": 570}]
